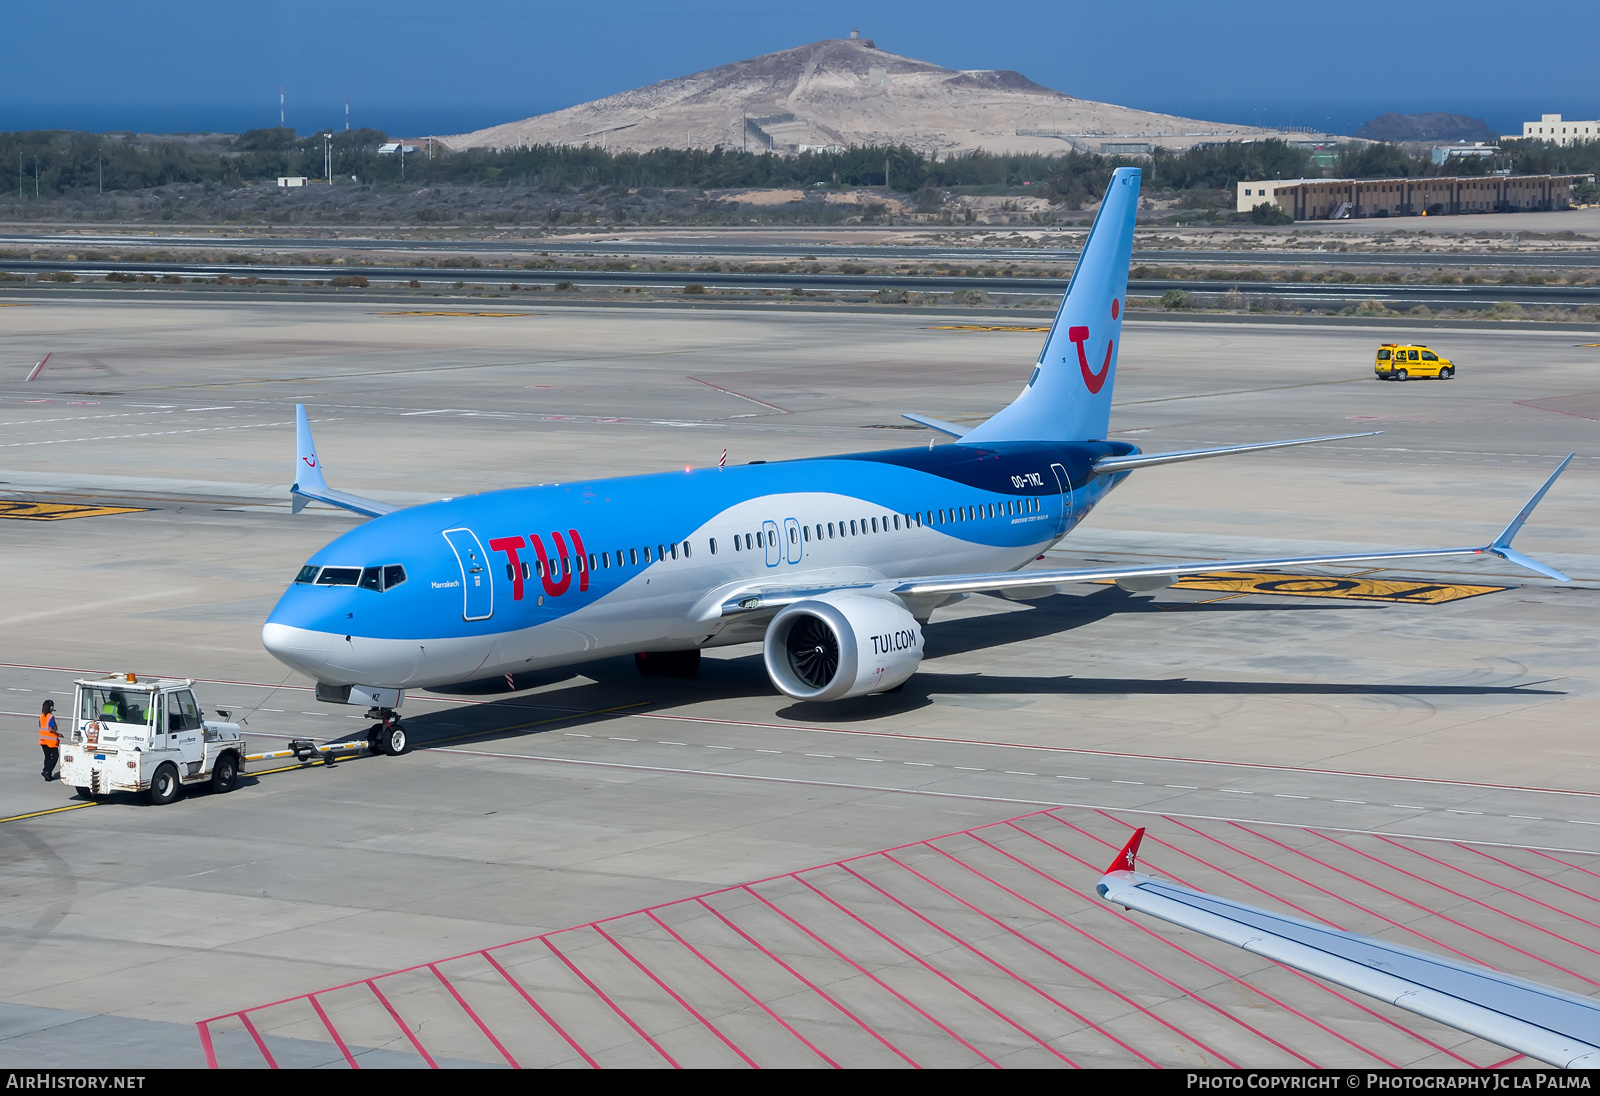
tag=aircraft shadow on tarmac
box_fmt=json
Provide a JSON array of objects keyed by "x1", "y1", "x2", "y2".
[{"x1": 410, "y1": 589, "x2": 1559, "y2": 741}]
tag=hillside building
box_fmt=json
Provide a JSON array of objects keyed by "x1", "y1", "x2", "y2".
[
  {"x1": 1238, "y1": 174, "x2": 1583, "y2": 220},
  {"x1": 1520, "y1": 115, "x2": 1599, "y2": 146}
]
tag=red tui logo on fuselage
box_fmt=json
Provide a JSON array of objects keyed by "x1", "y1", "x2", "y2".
[{"x1": 489, "y1": 531, "x2": 590, "y2": 600}]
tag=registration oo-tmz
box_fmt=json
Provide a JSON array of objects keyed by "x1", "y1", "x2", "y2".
[{"x1": 1186, "y1": 1075, "x2": 1590, "y2": 1091}]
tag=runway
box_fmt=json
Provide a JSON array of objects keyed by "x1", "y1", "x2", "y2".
[{"x1": 0, "y1": 296, "x2": 1596, "y2": 1067}]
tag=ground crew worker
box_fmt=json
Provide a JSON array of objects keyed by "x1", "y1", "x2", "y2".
[{"x1": 39, "y1": 700, "x2": 59, "y2": 781}]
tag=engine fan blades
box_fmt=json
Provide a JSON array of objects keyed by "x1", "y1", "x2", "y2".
[{"x1": 785, "y1": 615, "x2": 840, "y2": 689}]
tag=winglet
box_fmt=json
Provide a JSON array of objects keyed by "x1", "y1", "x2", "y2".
[
  {"x1": 293, "y1": 404, "x2": 330, "y2": 510},
  {"x1": 1483, "y1": 454, "x2": 1573, "y2": 582},
  {"x1": 1104, "y1": 827, "x2": 1146, "y2": 874},
  {"x1": 289, "y1": 405, "x2": 399, "y2": 519}
]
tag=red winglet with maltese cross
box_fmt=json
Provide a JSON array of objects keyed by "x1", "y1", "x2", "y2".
[{"x1": 1104, "y1": 827, "x2": 1146, "y2": 874}]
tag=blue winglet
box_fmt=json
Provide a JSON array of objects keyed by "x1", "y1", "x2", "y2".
[{"x1": 1483, "y1": 454, "x2": 1573, "y2": 581}]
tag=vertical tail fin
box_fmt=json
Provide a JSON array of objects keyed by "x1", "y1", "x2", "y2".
[{"x1": 962, "y1": 166, "x2": 1141, "y2": 444}]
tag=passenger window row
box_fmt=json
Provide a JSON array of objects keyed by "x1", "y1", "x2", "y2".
[
  {"x1": 506, "y1": 542, "x2": 694, "y2": 584},
  {"x1": 296, "y1": 564, "x2": 408, "y2": 591},
  {"x1": 703, "y1": 497, "x2": 1043, "y2": 555}
]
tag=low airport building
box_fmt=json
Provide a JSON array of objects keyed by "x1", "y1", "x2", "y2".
[{"x1": 1237, "y1": 174, "x2": 1585, "y2": 220}]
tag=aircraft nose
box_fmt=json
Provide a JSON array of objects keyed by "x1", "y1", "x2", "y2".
[{"x1": 261, "y1": 622, "x2": 333, "y2": 676}]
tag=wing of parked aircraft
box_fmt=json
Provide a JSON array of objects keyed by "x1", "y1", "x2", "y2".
[
  {"x1": 711, "y1": 454, "x2": 1573, "y2": 618},
  {"x1": 1096, "y1": 828, "x2": 1600, "y2": 1069},
  {"x1": 289, "y1": 405, "x2": 398, "y2": 518}
]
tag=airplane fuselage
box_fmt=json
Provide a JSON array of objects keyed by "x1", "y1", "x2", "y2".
[{"x1": 262, "y1": 438, "x2": 1135, "y2": 690}]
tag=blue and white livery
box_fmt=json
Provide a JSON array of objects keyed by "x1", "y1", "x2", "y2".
[{"x1": 262, "y1": 168, "x2": 1572, "y2": 735}]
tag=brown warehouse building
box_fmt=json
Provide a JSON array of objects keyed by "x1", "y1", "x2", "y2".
[{"x1": 1236, "y1": 174, "x2": 1585, "y2": 220}]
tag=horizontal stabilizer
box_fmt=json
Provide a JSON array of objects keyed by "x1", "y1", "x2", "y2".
[
  {"x1": 1098, "y1": 863, "x2": 1600, "y2": 1068},
  {"x1": 1092, "y1": 432, "x2": 1380, "y2": 475},
  {"x1": 291, "y1": 405, "x2": 398, "y2": 519},
  {"x1": 901, "y1": 413, "x2": 970, "y2": 438}
]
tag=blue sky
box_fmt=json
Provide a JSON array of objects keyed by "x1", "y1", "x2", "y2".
[{"x1": 8, "y1": 2, "x2": 1596, "y2": 138}]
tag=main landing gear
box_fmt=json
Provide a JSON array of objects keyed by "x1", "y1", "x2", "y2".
[
  {"x1": 365, "y1": 708, "x2": 408, "y2": 756},
  {"x1": 635, "y1": 650, "x2": 701, "y2": 679}
]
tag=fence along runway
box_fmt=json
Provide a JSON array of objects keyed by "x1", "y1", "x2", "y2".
[{"x1": 200, "y1": 806, "x2": 1599, "y2": 1069}]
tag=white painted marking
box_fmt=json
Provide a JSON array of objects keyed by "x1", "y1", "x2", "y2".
[
  {"x1": 1275, "y1": 794, "x2": 1310, "y2": 800},
  {"x1": 805, "y1": 753, "x2": 835, "y2": 758},
  {"x1": 1221, "y1": 789, "x2": 1253, "y2": 795},
  {"x1": 1165, "y1": 785, "x2": 1198, "y2": 790},
  {"x1": 1113, "y1": 780, "x2": 1143, "y2": 785},
  {"x1": 955, "y1": 766, "x2": 985, "y2": 771},
  {"x1": 609, "y1": 737, "x2": 637, "y2": 742}
]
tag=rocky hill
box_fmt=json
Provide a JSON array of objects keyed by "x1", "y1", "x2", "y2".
[
  {"x1": 445, "y1": 37, "x2": 1290, "y2": 156},
  {"x1": 1354, "y1": 112, "x2": 1499, "y2": 144}
]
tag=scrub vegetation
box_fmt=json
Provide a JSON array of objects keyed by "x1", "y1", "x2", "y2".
[{"x1": 4, "y1": 127, "x2": 1594, "y2": 228}]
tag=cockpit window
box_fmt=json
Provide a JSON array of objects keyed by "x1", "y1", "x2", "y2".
[
  {"x1": 295, "y1": 565, "x2": 320, "y2": 584},
  {"x1": 316, "y1": 567, "x2": 362, "y2": 586},
  {"x1": 359, "y1": 567, "x2": 383, "y2": 591},
  {"x1": 383, "y1": 565, "x2": 407, "y2": 590}
]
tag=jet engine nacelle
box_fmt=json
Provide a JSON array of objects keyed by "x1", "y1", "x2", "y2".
[{"x1": 763, "y1": 592, "x2": 923, "y2": 702}]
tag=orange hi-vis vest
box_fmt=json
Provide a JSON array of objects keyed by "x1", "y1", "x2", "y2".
[{"x1": 39, "y1": 712, "x2": 58, "y2": 748}]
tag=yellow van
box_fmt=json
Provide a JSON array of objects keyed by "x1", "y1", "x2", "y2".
[{"x1": 1376, "y1": 343, "x2": 1455, "y2": 381}]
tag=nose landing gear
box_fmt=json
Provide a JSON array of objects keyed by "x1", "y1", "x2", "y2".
[{"x1": 365, "y1": 708, "x2": 408, "y2": 756}]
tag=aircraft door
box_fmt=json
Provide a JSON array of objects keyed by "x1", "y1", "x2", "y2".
[
  {"x1": 783, "y1": 517, "x2": 803, "y2": 564},
  {"x1": 441, "y1": 528, "x2": 495, "y2": 621},
  {"x1": 762, "y1": 520, "x2": 781, "y2": 567},
  {"x1": 1049, "y1": 463, "x2": 1074, "y2": 535}
]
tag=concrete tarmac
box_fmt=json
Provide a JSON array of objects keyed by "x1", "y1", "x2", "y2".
[{"x1": 0, "y1": 296, "x2": 1596, "y2": 1067}]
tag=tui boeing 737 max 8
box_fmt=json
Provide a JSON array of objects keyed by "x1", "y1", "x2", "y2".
[{"x1": 261, "y1": 167, "x2": 1573, "y2": 754}]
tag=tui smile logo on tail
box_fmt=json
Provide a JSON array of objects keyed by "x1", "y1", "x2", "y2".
[{"x1": 1068, "y1": 299, "x2": 1119, "y2": 394}]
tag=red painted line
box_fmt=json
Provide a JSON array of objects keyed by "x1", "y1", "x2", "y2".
[
  {"x1": 1532, "y1": 849, "x2": 1600, "y2": 883},
  {"x1": 307, "y1": 994, "x2": 359, "y2": 1069},
  {"x1": 688, "y1": 376, "x2": 789, "y2": 413},
  {"x1": 237, "y1": 1012, "x2": 277, "y2": 1069},
  {"x1": 1247, "y1": 825, "x2": 1600, "y2": 988},
  {"x1": 1006, "y1": 824, "x2": 1447, "y2": 1068},
  {"x1": 542, "y1": 933, "x2": 681, "y2": 1068},
  {"x1": 740, "y1": 883, "x2": 1000, "y2": 1068},
  {"x1": 617, "y1": 709, "x2": 1600, "y2": 802},
  {"x1": 834, "y1": 859, "x2": 1154, "y2": 1067},
  {"x1": 790, "y1": 872, "x2": 1079, "y2": 1066},
  {"x1": 479, "y1": 950, "x2": 600, "y2": 1069},
  {"x1": 590, "y1": 921, "x2": 758, "y2": 1068},
  {"x1": 889, "y1": 848, "x2": 1236, "y2": 1067},
  {"x1": 428, "y1": 962, "x2": 521, "y2": 1068},
  {"x1": 196, "y1": 1021, "x2": 217, "y2": 1070},
  {"x1": 25, "y1": 353, "x2": 51, "y2": 383},
  {"x1": 643, "y1": 909, "x2": 839, "y2": 1068},
  {"x1": 1065, "y1": 816, "x2": 1485, "y2": 1068},
  {"x1": 1304, "y1": 830, "x2": 1600, "y2": 983},
  {"x1": 1385, "y1": 837, "x2": 1600, "y2": 931},
  {"x1": 1160, "y1": 816, "x2": 1486, "y2": 965},
  {"x1": 1461, "y1": 844, "x2": 1600, "y2": 908},
  {"x1": 694, "y1": 895, "x2": 920, "y2": 1068},
  {"x1": 957, "y1": 832, "x2": 1325, "y2": 1068},
  {"x1": 366, "y1": 979, "x2": 439, "y2": 1068}
]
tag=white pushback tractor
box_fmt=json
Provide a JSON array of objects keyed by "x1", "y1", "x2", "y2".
[
  {"x1": 61, "y1": 672, "x2": 393, "y2": 806},
  {"x1": 63, "y1": 673, "x2": 247, "y2": 805}
]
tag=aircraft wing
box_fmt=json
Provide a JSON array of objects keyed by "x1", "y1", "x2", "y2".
[
  {"x1": 714, "y1": 455, "x2": 1572, "y2": 617},
  {"x1": 1097, "y1": 829, "x2": 1600, "y2": 1069},
  {"x1": 290, "y1": 405, "x2": 399, "y2": 518}
]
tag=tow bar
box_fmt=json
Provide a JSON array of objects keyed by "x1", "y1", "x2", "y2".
[{"x1": 244, "y1": 738, "x2": 370, "y2": 765}]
